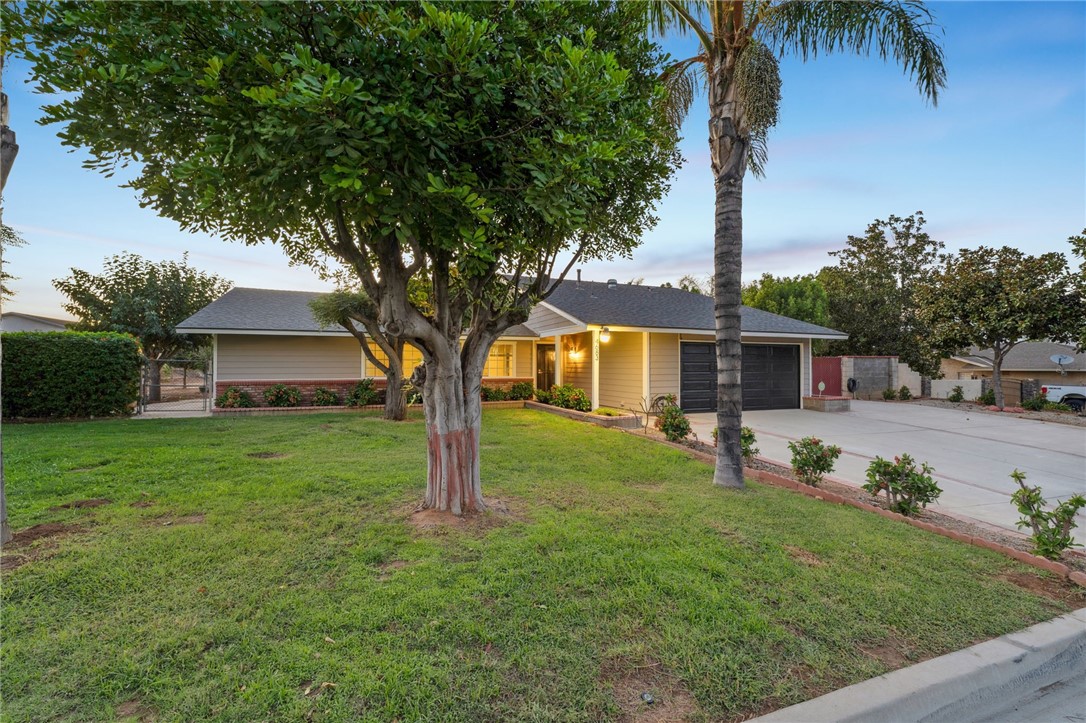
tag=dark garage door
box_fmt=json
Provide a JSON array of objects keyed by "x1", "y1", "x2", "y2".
[{"x1": 679, "y1": 342, "x2": 800, "y2": 412}]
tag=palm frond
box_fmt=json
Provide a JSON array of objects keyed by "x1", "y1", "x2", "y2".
[
  {"x1": 647, "y1": 0, "x2": 715, "y2": 56},
  {"x1": 757, "y1": 0, "x2": 946, "y2": 105},
  {"x1": 747, "y1": 128, "x2": 769, "y2": 178},
  {"x1": 659, "y1": 54, "x2": 706, "y2": 129}
]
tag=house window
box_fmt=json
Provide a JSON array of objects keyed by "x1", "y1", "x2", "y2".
[
  {"x1": 364, "y1": 342, "x2": 424, "y2": 378},
  {"x1": 483, "y1": 343, "x2": 514, "y2": 378}
]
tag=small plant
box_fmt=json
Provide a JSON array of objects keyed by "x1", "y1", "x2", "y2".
[
  {"x1": 1022, "y1": 392, "x2": 1047, "y2": 411},
  {"x1": 787, "y1": 436, "x2": 842, "y2": 486},
  {"x1": 977, "y1": 388, "x2": 995, "y2": 406},
  {"x1": 711, "y1": 426, "x2": 760, "y2": 465},
  {"x1": 215, "y1": 386, "x2": 255, "y2": 409},
  {"x1": 508, "y1": 381, "x2": 534, "y2": 401},
  {"x1": 1010, "y1": 470, "x2": 1086, "y2": 560},
  {"x1": 897, "y1": 385, "x2": 912, "y2": 401},
  {"x1": 547, "y1": 384, "x2": 591, "y2": 412},
  {"x1": 863, "y1": 454, "x2": 941, "y2": 516},
  {"x1": 658, "y1": 402, "x2": 691, "y2": 442},
  {"x1": 947, "y1": 385, "x2": 964, "y2": 403},
  {"x1": 263, "y1": 384, "x2": 301, "y2": 407},
  {"x1": 635, "y1": 394, "x2": 674, "y2": 433},
  {"x1": 882, "y1": 387, "x2": 897, "y2": 401},
  {"x1": 534, "y1": 387, "x2": 552, "y2": 405},
  {"x1": 592, "y1": 407, "x2": 628, "y2": 417},
  {"x1": 346, "y1": 379, "x2": 379, "y2": 407},
  {"x1": 312, "y1": 387, "x2": 340, "y2": 406},
  {"x1": 481, "y1": 385, "x2": 510, "y2": 402}
]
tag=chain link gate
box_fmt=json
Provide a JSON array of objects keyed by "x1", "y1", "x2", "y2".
[{"x1": 138, "y1": 357, "x2": 212, "y2": 414}]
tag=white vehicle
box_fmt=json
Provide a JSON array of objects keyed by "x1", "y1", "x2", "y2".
[{"x1": 1040, "y1": 384, "x2": 1086, "y2": 412}]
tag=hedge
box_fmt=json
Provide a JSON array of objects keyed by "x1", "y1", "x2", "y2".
[{"x1": 2, "y1": 331, "x2": 142, "y2": 418}]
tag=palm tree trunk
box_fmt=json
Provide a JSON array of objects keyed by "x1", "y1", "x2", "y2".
[{"x1": 708, "y1": 50, "x2": 747, "y2": 489}]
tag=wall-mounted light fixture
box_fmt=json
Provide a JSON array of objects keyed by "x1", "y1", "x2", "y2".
[{"x1": 599, "y1": 327, "x2": 611, "y2": 343}]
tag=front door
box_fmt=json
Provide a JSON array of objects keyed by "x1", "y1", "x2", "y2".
[{"x1": 536, "y1": 344, "x2": 555, "y2": 390}]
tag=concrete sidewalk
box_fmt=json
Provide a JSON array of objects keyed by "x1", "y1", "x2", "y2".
[
  {"x1": 688, "y1": 401, "x2": 1086, "y2": 541},
  {"x1": 752, "y1": 607, "x2": 1086, "y2": 722}
]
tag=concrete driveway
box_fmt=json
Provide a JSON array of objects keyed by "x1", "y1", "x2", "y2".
[{"x1": 688, "y1": 401, "x2": 1086, "y2": 540}]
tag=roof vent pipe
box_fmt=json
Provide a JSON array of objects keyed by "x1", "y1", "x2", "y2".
[
  {"x1": 607, "y1": 278, "x2": 618, "y2": 289},
  {"x1": 576, "y1": 269, "x2": 581, "y2": 288}
]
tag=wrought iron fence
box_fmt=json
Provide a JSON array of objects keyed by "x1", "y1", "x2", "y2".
[{"x1": 138, "y1": 357, "x2": 212, "y2": 414}]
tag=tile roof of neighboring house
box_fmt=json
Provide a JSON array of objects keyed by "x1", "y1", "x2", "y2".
[
  {"x1": 953, "y1": 342, "x2": 1086, "y2": 373},
  {"x1": 176, "y1": 287, "x2": 537, "y2": 337},
  {"x1": 177, "y1": 281, "x2": 847, "y2": 339},
  {"x1": 543, "y1": 278, "x2": 847, "y2": 337}
]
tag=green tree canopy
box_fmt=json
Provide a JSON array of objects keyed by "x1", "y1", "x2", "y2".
[
  {"x1": 15, "y1": 1, "x2": 679, "y2": 513},
  {"x1": 819, "y1": 212, "x2": 943, "y2": 376},
  {"x1": 1068, "y1": 230, "x2": 1086, "y2": 351},
  {"x1": 916, "y1": 245, "x2": 1079, "y2": 408},
  {"x1": 0, "y1": 219, "x2": 25, "y2": 301},
  {"x1": 53, "y1": 252, "x2": 232, "y2": 361},
  {"x1": 742, "y1": 272, "x2": 830, "y2": 327}
]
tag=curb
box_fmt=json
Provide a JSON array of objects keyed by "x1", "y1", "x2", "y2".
[{"x1": 752, "y1": 608, "x2": 1086, "y2": 722}]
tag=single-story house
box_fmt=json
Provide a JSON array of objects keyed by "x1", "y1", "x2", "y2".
[
  {"x1": 0, "y1": 312, "x2": 73, "y2": 332},
  {"x1": 939, "y1": 342, "x2": 1086, "y2": 386},
  {"x1": 177, "y1": 278, "x2": 847, "y2": 412}
]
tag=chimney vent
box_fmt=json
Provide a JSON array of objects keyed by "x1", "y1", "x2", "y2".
[{"x1": 607, "y1": 278, "x2": 618, "y2": 289}]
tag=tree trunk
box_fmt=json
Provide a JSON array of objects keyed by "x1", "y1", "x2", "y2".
[
  {"x1": 146, "y1": 359, "x2": 163, "y2": 404},
  {"x1": 992, "y1": 348, "x2": 1005, "y2": 409},
  {"x1": 383, "y1": 350, "x2": 407, "y2": 421},
  {"x1": 419, "y1": 347, "x2": 485, "y2": 515},
  {"x1": 708, "y1": 50, "x2": 747, "y2": 489}
]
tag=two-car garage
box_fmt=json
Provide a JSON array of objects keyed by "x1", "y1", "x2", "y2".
[{"x1": 679, "y1": 342, "x2": 801, "y2": 412}]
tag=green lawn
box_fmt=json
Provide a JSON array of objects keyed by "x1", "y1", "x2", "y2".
[{"x1": 2, "y1": 409, "x2": 1080, "y2": 722}]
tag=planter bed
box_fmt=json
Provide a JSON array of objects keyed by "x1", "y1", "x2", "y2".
[
  {"x1": 524, "y1": 400, "x2": 641, "y2": 429},
  {"x1": 214, "y1": 400, "x2": 527, "y2": 416}
]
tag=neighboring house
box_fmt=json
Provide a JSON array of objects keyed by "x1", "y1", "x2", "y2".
[
  {"x1": 0, "y1": 312, "x2": 73, "y2": 332},
  {"x1": 177, "y1": 278, "x2": 847, "y2": 411},
  {"x1": 939, "y1": 342, "x2": 1086, "y2": 386}
]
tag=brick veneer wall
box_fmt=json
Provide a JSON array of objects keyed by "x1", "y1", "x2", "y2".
[{"x1": 214, "y1": 377, "x2": 532, "y2": 407}]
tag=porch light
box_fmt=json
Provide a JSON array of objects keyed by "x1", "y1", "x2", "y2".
[{"x1": 599, "y1": 327, "x2": 611, "y2": 343}]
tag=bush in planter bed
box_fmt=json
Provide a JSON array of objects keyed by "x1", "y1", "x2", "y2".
[
  {"x1": 508, "y1": 381, "x2": 534, "y2": 401},
  {"x1": 481, "y1": 385, "x2": 509, "y2": 402},
  {"x1": 216, "y1": 386, "x2": 255, "y2": 409},
  {"x1": 346, "y1": 379, "x2": 379, "y2": 407},
  {"x1": 263, "y1": 384, "x2": 301, "y2": 407},
  {"x1": 548, "y1": 384, "x2": 591, "y2": 412},
  {"x1": 312, "y1": 387, "x2": 341, "y2": 406}
]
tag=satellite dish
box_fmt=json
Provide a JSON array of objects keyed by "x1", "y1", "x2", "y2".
[{"x1": 1051, "y1": 354, "x2": 1075, "y2": 366}]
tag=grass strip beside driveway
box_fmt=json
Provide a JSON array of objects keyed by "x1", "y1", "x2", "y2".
[{"x1": 3, "y1": 409, "x2": 1081, "y2": 722}]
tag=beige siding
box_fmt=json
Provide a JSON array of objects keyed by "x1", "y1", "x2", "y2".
[
  {"x1": 562, "y1": 331, "x2": 593, "y2": 396},
  {"x1": 515, "y1": 340, "x2": 533, "y2": 378},
  {"x1": 649, "y1": 333, "x2": 679, "y2": 398},
  {"x1": 598, "y1": 332, "x2": 644, "y2": 409},
  {"x1": 526, "y1": 304, "x2": 581, "y2": 336},
  {"x1": 217, "y1": 335, "x2": 360, "y2": 381}
]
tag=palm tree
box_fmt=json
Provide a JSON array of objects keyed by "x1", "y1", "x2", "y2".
[{"x1": 652, "y1": 1, "x2": 946, "y2": 487}]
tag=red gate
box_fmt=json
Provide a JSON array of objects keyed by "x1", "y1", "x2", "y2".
[{"x1": 812, "y1": 356, "x2": 842, "y2": 396}]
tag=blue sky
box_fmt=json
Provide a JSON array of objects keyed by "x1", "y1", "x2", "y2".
[{"x1": 3, "y1": 1, "x2": 1083, "y2": 319}]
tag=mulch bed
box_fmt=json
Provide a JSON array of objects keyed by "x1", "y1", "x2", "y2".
[{"x1": 907, "y1": 398, "x2": 1086, "y2": 428}]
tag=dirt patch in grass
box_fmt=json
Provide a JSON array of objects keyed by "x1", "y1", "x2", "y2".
[
  {"x1": 2, "y1": 522, "x2": 86, "y2": 570},
  {"x1": 115, "y1": 698, "x2": 154, "y2": 721},
  {"x1": 50, "y1": 498, "x2": 112, "y2": 510},
  {"x1": 602, "y1": 657, "x2": 700, "y2": 722},
  {"x1": 69, "y1": 460, "x2": 113, "y2": 472},
  {"x1": 130, "y1": 500, "x2": 155, "y2": 508},
  {"x1": 154, "y1": 514, "x2": 206, "y2": 527},
  {"x1": 405, "y1": 498, "x2": 523, "y2": 535},
  {"x1": 999, "y1": 571, "x2": 1086, "y2": 606},
  {"x1": 376, "y1": 559, "x2": 416, "y2": 582},
  {"x1": 9, "y1": 522, "x2": 84, "y2": 546},
  {"x1": 783, "y1": 545, "x2": 825, "y2": 567},
  {"x1": 247, "y1": 451, "x2": 287, "y2": 459},
  {"x1": 859, "y1": 638, "x2": 913, "y2": 669}
]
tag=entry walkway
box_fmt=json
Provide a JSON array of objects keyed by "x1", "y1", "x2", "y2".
[{"x1": 688, "y1": 401, "x2": 1086, "y2": 541}]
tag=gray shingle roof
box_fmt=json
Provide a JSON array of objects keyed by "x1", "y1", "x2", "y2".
[
  {"x1": 544, "y1": 278, "x2": 846, "y2": 337},
  {"x1": 176, "y1": 287, "x2": 537, "y2": 337}
]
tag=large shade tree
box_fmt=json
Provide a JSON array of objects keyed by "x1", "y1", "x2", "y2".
[
  {"x1": 16, "y1": 1, "x2": 679, "y2": 514},
  {"x1": 917, "y1": 246, "x2": 1080, "y2": 409},
  {"x1": 54, "y1": 252, "x2": 232, "y2": 401},
  {"x1": 651, "y1": 1, "x2": 946, "y2": 487}
]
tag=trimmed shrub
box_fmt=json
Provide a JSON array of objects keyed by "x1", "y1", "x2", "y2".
[
  {"x1": 547, "y1": 384, "x2": 591, "y2": 412},
  {"x1": 508, "y1": 381, "x2": 534, "y2": 401},
  {"x1": 882, "y1": 388, "x2": 897, "y2": 401},
  {"x1": 787, "y1": 436, "x2": 842, "y2": 487},
  {"x1": 481, "y1": 385, "x2": 509, "y2": 402},
  {"x1": 897, "y1": 385, "x2": 912, "y2": 401},
  {"x1": 346, "y1": 379, "x2": 379, "y2": 407},
  {"x1": 312, "y1": 387, "x2": 340, "y2": 406},
  {"x1": 658, "y1": 402, "x2": 691, "y2": 442},
  {"x1": 1010, "y1": 469, "x2": 1086, "y2": 559},
  {"x1": 947, "y1": 385, "x2": 964, "y2": 403},
  {"x1": 534, "y1": 387, "x2": 552, "y2": 405},
  {"x1": 263, "y1": 384, "x2": 301, "y2": 407},
  {"x1": 863, "y1": 454, "x2": 941, "y2": 516},
  {"x1": 2, "y1": 331, "x2": 141, "y2": 418},
  {"x1": 977, "y1": 388, "x2": 995, "y2": 406},
  {"x1": 216, "y1": 386, "x2": 255, "y2": 409},
  {"x1": 711, "y1": 426, "x2": 760, "y2": 464}
]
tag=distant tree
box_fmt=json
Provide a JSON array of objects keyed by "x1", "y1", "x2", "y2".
[
  {"x1": 661, "y1": 274, "x2": 712, "y2": 295},
  {"x1": 819, "y1": 212, "x2": 943, "y2": 376},
  {"x1": 1069, "y1": 230, "x2": 1086, "y2": 351},
  {"x1": 54, "y1": 253, "x2": 232, "y2": 402},
  {"x1": 0, "y1": 219, "x2": 25, "y2": 300},
  {"x1": 743, "y1": 272, "x2": 832, "y2": 353},
  {"x1": 916, "y1": 246, "x2": 1079, "y2": 408},
  {"x1": 627, "y1": 277, "x2": 645, "y2": 286},
  {"x1": 310, "y1": 289, "x2": 409, "y2": 421}
]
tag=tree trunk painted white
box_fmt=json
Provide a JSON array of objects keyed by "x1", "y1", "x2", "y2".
[{"x1": 708, "y1": 48, "x2": 747, "y2": 489}]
